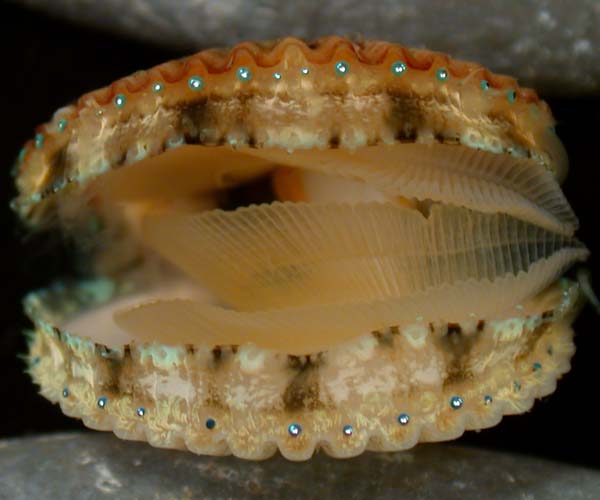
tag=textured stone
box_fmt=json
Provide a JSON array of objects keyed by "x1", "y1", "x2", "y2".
[
  {"x1": 16, "y1": 0, "x2": 600, "y2": 95},
  {"x1": 1, "y1": 432, "x2": 599, "y2": 499}
]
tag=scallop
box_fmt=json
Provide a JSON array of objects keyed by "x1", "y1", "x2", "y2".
[{"x1": 14, "y1": 36, "x2": 588, "y2": 461}]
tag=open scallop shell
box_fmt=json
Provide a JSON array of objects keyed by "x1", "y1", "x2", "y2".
[{"x1": 15, "y1": 36, "x2": 587, "y2": 460}]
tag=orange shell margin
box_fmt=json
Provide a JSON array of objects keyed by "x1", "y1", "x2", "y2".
[{"x1": 12, "y1": 36, "x2": 567, "y2": 225}]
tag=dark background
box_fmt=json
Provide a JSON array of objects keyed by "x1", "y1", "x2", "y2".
[{"x1": 1, "y1": 3, "x2": 598, "y2": 468}]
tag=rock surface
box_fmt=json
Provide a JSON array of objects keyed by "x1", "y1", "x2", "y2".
[
  {"x1": 16, "y1": 0, "x2": 600, "y2": 95},
  {"x1": 1, "y1": 432, "x2": 599, "y2": 499}
]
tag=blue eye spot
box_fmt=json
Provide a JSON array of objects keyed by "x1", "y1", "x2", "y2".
[
  {"x1": 436, "y1": 68, "x2": 449, "y2": 82},
  {"x1": 397, "y1": 413, "x2": 410, "y2": 425},
  {"x1": 288, "y1": 423, "x2": 302, "y2": 437},
  {"x1": 188, "y1": 76, "x2": 204, "y2": 91},
  {"x1": 450, "y1": 396, "x2": 463, "y2": 409},
  {"x1": 237, "y1": 67, "x2": 252, "y2": 82},
  {"x1": 114, "y1": 94, "x2": 126, "y2": 108},
  {"x1": 335, "y1": 61, "x2": 350, "y2": 76},
  {"x1": 391, "y1": 61, "x2": 407, "y2": 76}
]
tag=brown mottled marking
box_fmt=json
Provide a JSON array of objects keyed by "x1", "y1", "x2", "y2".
[
  {"x1": 372, "y1": 330, "x2": 394, "y2": 347},
  {"x1": 516, "y1": 322, "x2": 552, "y2": 362},
  {"x1": 43, "y1": 146, "x2": 68, "y2": 195},
  {"x1": 447, "y1": 323, "x2": 462, "y2": 337},
  {"x1": 287, "y1": 355, "x2": 308, "y2": 371},
  {"x1": 441, "y1": 323, "x2": 481, "y2": 386},
  {"x1": 178, "y1": 100, "x2": 210, "y2": 145},
  {"x1": 283, "y1": 357, "x2": 322, "y2": 412},
  {"x1": 388, "y1": 95, "x2": 423, "y2": 141},
  {"x1": 209, "y1": 345, "x2": 240, "y2": 369},
  {"x1": 434, "y1": 131, "x2": 447, "y2": 143},
  {"x1": 542, "y1": 310, "x2": 554, "y2": 320},
  {"x1": 185, "y1": 344, "x2": 195, "y2": 355},
  {"x1": 114, "y1": 151, "x2": 128, "y2": 169},
  {"x1": 209, "y1": 346, "x2": 225, "y2": 370},
  {"x1": 94, "y1": 344, "x2": 131, "y2": 395},
  {"x1": 234, "y1": 94, "x2": 254, "y2": 144},
  {"x1": 329, "y1": 135, "x2": 340, "y2": 148},
  {"x1": 476, "y1": 320, "x2": 486, "y2": 332},
  {"x1": 444, "y1": 364, "x2": 473, "y2": 386},
  {"x1": 118, "y1": 346, "x2": 138, "y2": 396}
]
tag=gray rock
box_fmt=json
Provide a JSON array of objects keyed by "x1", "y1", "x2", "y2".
[
  {"x1": 1, "y1": 432, "x2": 599, "y2": 499},
  {"x1": 15, "y1": 0, "x2": 600, "y2": 95}
]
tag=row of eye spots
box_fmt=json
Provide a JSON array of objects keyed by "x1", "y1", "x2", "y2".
[
  {"x1": 59, "y1": 361, "x2": 544, "y2": 438},
  {"x1": 114, "y1": 61, "x2": 516, "y2": 107},
  {"x1": 21, "y1": 60, "x2": 517, "y2": 161}
]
